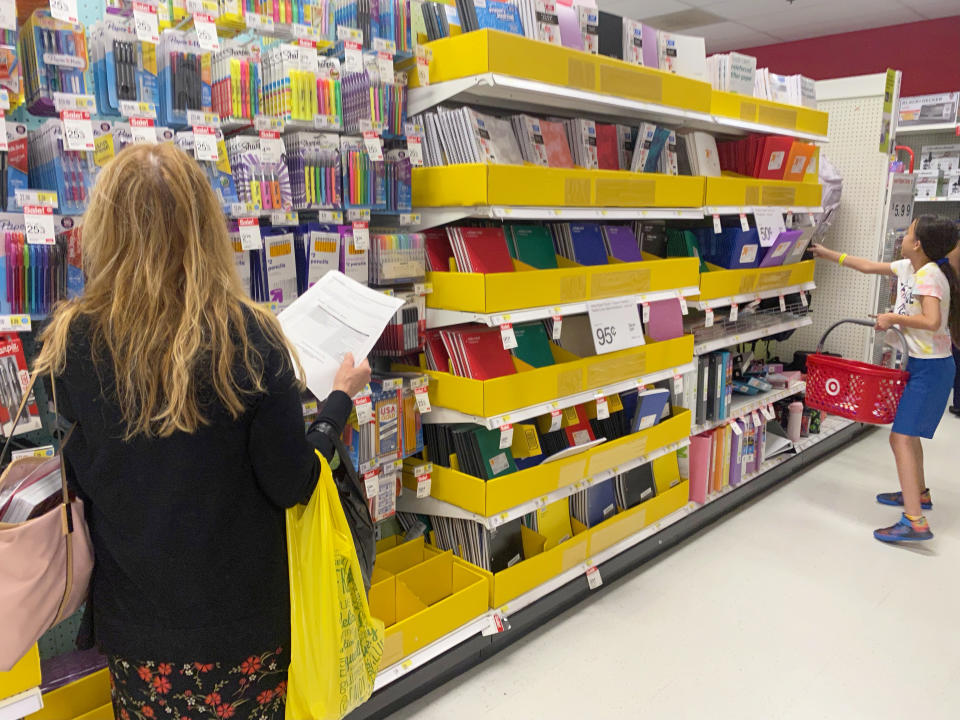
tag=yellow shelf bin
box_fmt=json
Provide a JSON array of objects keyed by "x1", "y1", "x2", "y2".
[
  {"x1": 0, "y1": 645, "x2": 40, "y2": 701},
  {"x1": 490, "y1": 531, "x2": 589, "y2": 610},
  {"x1": 426, "y1": 257, "x2": 699, "y2": 314},
  {"x1": 586, "y1": 481, "x2": 690, "y2": 557},
  {"x1": 704, "y1": 176, "x2": 822, "y2": 208},
  {"x1": 369, "y1": 549, "x2": 490, "y2": 669},
  {"x1": 27, "y1": 669, "x2": 110, "y2": 720},
  {"x1": 695, "y1": 260, "x2": 815, "y2": 303},
  {"x1": 710, "y1": 90, "x2": 829, "y2": 138},
  {"x1": 411, "y1": 166, "x2": 705, "y2": 209},
  {"x1": 408, "y1": 334, "x2": 693, "y2": 419}
]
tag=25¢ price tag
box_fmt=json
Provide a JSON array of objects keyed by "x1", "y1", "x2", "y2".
[
  {"x1": 24, "y1": 206, "x2": 55, "y2": 245},
  {"x1": 129, "y1": 116, "x2": 156, "y2": 145},
  {"x1": 49, "y1": 0, "x2": 79, "y2": 24},
  {"x1": 133, "y1": 2, "x2": 160, "y2": 43},
  {"x1": 193, "y1": 13, "x2": 220, "y2": 51},
  {"x1": 587, "y1": 297, "x2": 645, "y2": 355},
  {"x1": 60, "y1": 110, "x2": 94, "y2": 151},
  {"x1": 193, "y1": 125, "x2": 218, "y2": 161}
]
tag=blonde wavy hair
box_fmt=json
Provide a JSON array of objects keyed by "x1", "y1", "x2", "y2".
[{"x1": 34, "y1": 142, "x2": 299, "y2": 439}]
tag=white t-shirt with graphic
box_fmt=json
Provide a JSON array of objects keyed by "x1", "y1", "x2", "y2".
[{"x1": 891, "y1": 258, "x2": 952, "y2": 358}]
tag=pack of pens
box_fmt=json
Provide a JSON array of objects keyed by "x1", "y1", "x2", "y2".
[
  {"x1": 174, "y1": 129, "x2": 240, "y2": 209},
  {"x1": 21, "y1": 10, "x2": 88, "y2": 116},
  {"x1": 0, "y1": 223, "x2": 68, "y2": 317},
  {"x1": 2, "y1": 124, "x2": 28, "y2": 213},
  {"x1": 341, "y1": 54, "x2": 406, "y2": 135},
  {"x1": 368, "y1": 231, "x2": 424, "y2": 285},
  {"x1": 372, "y1": 291, "x2": 425, "y2": 357},
  {"x1": 212, "y1": 44, "x2": 262, "y2": 123},
  {"x1": 341, "y1": 136, "x2": 385, "y2": 209},
  {"x1": 0, "y1": 27, "x2": 21, "y2": 112},
  {"x1": 28, "y1": 120, "x2": 98, "y2": 216},
  {"x1": 332, "y1": 0, "x2": 410, "y2": 51},
  {"x1": 243, "y1": 0, "x2": 330, "y2": 29},
  {"x1": 158, "y1": 29, "x2": 213, "y2": 127},
  {"x1": 285, "y1": 132, "x2": 342, "y2": 210},
  {"x1": 384, "y1": 148, "x2": 411, "y2": 211},
  {"x1": 90, "y1": 17, "x2": 159, "y2": 116},
  {"x1": 226, "y1": 134, "x2": 293, "y2": 211}
]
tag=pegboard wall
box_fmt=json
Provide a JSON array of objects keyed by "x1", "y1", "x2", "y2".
[{"x1": 780, "y1": 77, "x2": 894, "y2": 364}]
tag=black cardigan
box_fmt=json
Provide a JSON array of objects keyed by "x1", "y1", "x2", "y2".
[{"x1": 56, "y1": 313, "x2": 352, "y2": 662}]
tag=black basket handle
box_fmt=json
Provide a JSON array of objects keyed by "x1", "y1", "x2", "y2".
[{"x1": 815, "y1": 319, "x2": 909, "y2": 373}]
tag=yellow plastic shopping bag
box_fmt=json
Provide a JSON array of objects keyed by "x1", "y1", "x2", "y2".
[{"x1": 286, "y1": 452, "x2": 384, "y2": 720}]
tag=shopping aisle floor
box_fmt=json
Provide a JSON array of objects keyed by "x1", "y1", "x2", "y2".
[{"x1": 389, "y1": 422, "x2": 960, "y2": 720}]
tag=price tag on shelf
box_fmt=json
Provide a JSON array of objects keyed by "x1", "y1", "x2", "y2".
[
  {"x1": 399, "y1": 213, "x2": 421, "y2": 226},
  {"x1": 246, "y1": 12, "x2": 275, "y2": 32},
  {"x1": 595, "y1": 393, "x2": 609, "y2": 421},
  {"x1": 712, "y1": 214, "x2": 722, "y2": 234},
  {"x1": 342, "y1": 32, "x2": 363, "y2": 74},
  {"x1": 347, "y1": 208, "x2": 370, "y2": 222},
  {"x1": 0, "y1": 0, "x2": 15, "y2": 31},
  {"x1": 586, "y1": 566, "x2": 602, "y2": 590},
  {"x1": 133, "y1": 2, "x2": 160, "y2": 43},
  {"x1": 551, "y1": 314, "x2": 562, "y2": 341},
  {"x1": 362, "y1": 130, "x2": 384, "y2": 162},
  {"x1": 704, "y1": 307, "x2": 714, "y2": 328},
  {"x1": 587, "y1": 297, "x2": 645, "y2": 355},
  {"x1": 679, "y1": 297, "x2": 688, "y2": 315},
  {"x1": 193, "y1": 13, "x2": 220, "y2": 51},
  {"x1": 376, "y1": 51, "x2": 394, "y2": 82},
  {"x1": 316, "y1": 210, "x2": 343, "y2": 224},
  {"x1": 186, "y1": 110, "x2": 220, "y2": 128},
  {"x1": 751, "y1": 410, "x2": 761, "y2": 428},
  {"x1": 24, "y1": 205, "x2": 55, "y2": 245},
  {"x1": 352, "y1": 221, "x2": 369, "y2": 250},
  {"x1": 193, "y1": 125, "x2": 218, "y2": 161},
  {"x1": 413, "y1": 281, "x2": 432, "y2": 295},
  {"x1": 800, "y1": 290, "x2": 808, "y2": 307},
  {"x1": 129, "y1": 116, "x2": 157, "y2": 145},
  {"x1": 499, "y1": 423, "x2": 513, "y2": 450},
  {"x1": 15, "y1": 190, "x2": 57, "y2": 208},
  {"x1": 416, "y1": 45, "x2": 433, "y2": 86},
  {"x1": 673, "y1": 374, "x2": 684, "y2": 394},
  {"x1": 728, "y1": 303, "x2": 738, "y2": 322},
  {"x1": 120, "y1": 100, "x2": 158, "y2": 119},
  {"x1": 259, "y1": 130, "x2": 284, "y2": 163},
  {"x1": 481, "y1": 612, "x2": 508, "y2": 636},
  {"x1": 60, "y1": 110, "x2": 94, "y2": 151},
  {"x1": 641, "y1": 302, "x2": 650, "y2": 324},
  {"x1": 254, "y1": 115, "x2": 284, "y2": 132},
  {"x1": 238, "y1": 217, "x2": 262, "y2": 250},
  {"x1": 500, "y1": 323, "x2": 517, "y2": 350},
  {"x1": 412, "y1": 377, "x2": 431, "y2": 414},
  {"x1": 549, "y1": 409, "x2": 562, "y2": 432},
  {"x1": 362, "y1": 467, "x2": 379, "y2": 499},
  {"x1": 761, "y1": 404, "x2": 776, "y2": 421},
  {"x1": 355, "y1": 394, "x2": 373, "y2": 425},
  {"x1": 739, "y1": 213, "x2": 750, "y2": 232},
  {"x1": 0, "y1": 314, "x2": 31, "y2": 332},
  {"x1": 785, "y1": 211, "x2": 793, "y2": 227},
  {"x1": 50, "y1": 0, "x2": 79, "y2": 24},
  {"x1": 406, "y1": 135, "x2": 424, "y2": 166},
  {"x1": 729, "y1": 420, "x2": 743, "y2": 436},
  {"x1": 778, "y1": 293, "x2": 786, "y2": 313}
]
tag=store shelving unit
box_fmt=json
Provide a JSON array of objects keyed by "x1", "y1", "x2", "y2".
[
  {"x1": 691, "y1": 382, "x2": 806, "y2": 434},
  {"x1": 693, "y1": 316, "x2": 813, "y2": 356},
  {"x1": 0, "y1": 688, "x2": 43, "y2": 720},
  {"x1": 894, "y1": 121, "x2": 959, "y2": 135}
]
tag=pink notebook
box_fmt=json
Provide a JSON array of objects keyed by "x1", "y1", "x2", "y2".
[
  {"x1": 689, "y1": 432, "x2": 712, "y2": 504},
  {"x1": 644, "y1": 298, "x2": 684, "y2": 342}
]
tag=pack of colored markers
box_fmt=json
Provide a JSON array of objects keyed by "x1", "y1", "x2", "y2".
[
  {"x1": 285, "y1": 132, "x2": 342, "y2": 209},
  {"x1": 226, "y1": 134, "x2": 293, "y2": 212},
  {"x1": 368, "y1": 232, "x2": 425, "y2": 285},
  {"x1": 211, "y1": 44, "x2": 261, "y2": 123},
  {"x1": 340, "y1": 136, "x2": 385, "y2": 209},
  {"x1": 341, "y1": 53, "x2": 406, "y2": 135}
]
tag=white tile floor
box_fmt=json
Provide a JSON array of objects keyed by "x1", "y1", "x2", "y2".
[{"x1": 389, "y1": 418, "x2": 960, "y2": 720}]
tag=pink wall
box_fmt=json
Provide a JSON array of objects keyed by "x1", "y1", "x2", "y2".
[{"x1": 735, "y1": 17, "x2": 960, "y2": 97}]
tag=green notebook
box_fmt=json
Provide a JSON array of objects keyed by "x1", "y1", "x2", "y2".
[
  {"x1": 506, "y1": 225, "x2": 559, "y2": 269},
  {"x1": 512, "y1": 322, "x2": 556, "y2": 368},
  {"x1": 666, "y1": 229, "x2": 707, "y2": 273},
  {"x1": 473, "y1": 426, "x2": 518, "y2": 480}
]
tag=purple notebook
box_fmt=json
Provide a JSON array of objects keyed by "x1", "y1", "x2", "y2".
[
  {"x1": 558, "y1": 4, "x2": 583, "y2": 50},
  {"x1": 758, "y1": 230, "x2": 802, "y2": 268},
  {"x1": 642, "y1": 24, "x2": 659, "y2": 68},
  {"x1": 602, "y1": 226, "x2": 644, "y2": 262}
]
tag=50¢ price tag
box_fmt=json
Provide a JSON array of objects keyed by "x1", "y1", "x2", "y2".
[
  {"x1": 24, "y1": 206, "x2": 55, "y2": 245},
  {"x1": 61, "y1": 110, "x2": 94, "y2": 151},
  {"x1": 587, "y1": 297, "x2": 645, "y2": 355}
]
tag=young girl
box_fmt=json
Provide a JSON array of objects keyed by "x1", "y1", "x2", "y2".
[{"x1": 811, "y1": 215, "x2": 960, "y2": 542}]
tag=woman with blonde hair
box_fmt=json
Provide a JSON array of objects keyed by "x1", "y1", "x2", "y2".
[{"x1": 34, "y1": 142, "x2": 370, "y2": 720}]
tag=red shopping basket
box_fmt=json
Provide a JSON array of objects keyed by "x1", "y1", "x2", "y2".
[{"x1": 805, "y1": 319, "x2": 910, "y2": 424}]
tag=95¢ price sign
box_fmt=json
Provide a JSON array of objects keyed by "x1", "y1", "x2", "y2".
[{"x1": 587, "y1": 297, "x2": 645, "y2": 355}]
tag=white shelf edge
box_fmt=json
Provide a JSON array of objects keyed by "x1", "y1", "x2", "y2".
[
  {"x1": 424, "y1": 360, "x2": 697, "y2": 428},
  {"x1": 914, "y1": 196, "x2": 960, "y2": 203},
  {"x1": 693, "y1": 281, "x2": 816, "y2": 311},
  {"x1": 693, "y1": 316, "x2": 813, "y2": 355},
  {"x1": 895, "y1": 122, "x2": 959, "y2": 135},
  {"x1": 409, "y1": 73, "x2": 828, "y2": 143},
  {"x1": 375, "y1": 413, "x2": 859, "y2": 686},
  {"x1": 397, "y1": 439, "x2": 690, "y2": 530},
  {"x1": 426, "y1": 286, "x2": 700, "y2": 329},
  {"x1": 0, "y1": 688, "x2": 42, "y2": 720},
  {"x1": 703, "y1": 206, "x2": 823, "y2": 216},
  {"x1": 691, "y1": 382, "x2": 806, "y2": 435}
]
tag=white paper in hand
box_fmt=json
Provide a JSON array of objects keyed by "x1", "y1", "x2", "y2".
[{"x1": 278, "y1": 271, "x2": 404, "y2": 398}]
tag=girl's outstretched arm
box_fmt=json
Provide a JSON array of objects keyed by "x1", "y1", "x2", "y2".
[{"x1": 810, "y1": 244, "x2": 896, "y2": 276}]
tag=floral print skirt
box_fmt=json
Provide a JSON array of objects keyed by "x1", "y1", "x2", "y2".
[{"x1": 107, "y1": 647, "x2": 289, "y2": 720}]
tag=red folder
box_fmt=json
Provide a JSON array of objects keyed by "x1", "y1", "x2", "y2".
[
  {"x1": 448, "y1": 326, "x2": 518, "y2": 380},
  {"x1": 562, "y1": 404, "x2": 596, "y2": 446},
  {"x1": 596, "y1": 123, "x2": 620, "y2": 171},
  {"x1": 455, "y1": 227, "x2": 515, "y2": 274},
  {"x1": 756, "y1": 135, "x2": 794, "y2": 180},
  {"x1": 425, "y1": 228, "x2": 455, "y2": 272}
]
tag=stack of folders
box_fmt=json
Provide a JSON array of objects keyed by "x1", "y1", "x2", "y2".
[
  {"x1": 676, "y1": 130, "x2": 721, "y2": 177},
  {"x1": 445, "y1": 226, "x2": 516, "y2": 273},
  {"x1": 673, "y1": 226, "x2": 804, "y2": 270},
  {"x1": 693, "y1": 351, "x2": 735, "y2": 427},
  {"x1": 504, "y1": 225, "x2": 559, "y2": 269},
  {"x1": 665, "y1": 228, "x2": 708, "y2": 273},
  {"x1": 615, "y1": 463, "x2": 657, "y2": 511},
  {"x1": 373, "y1": 292, "x2": 425, "y2": 357},
  {"x1": 511, "y1": 114, "x2": 575, "y2": 167},
  {"x1": 548, "y1": 223, "x2": 610, "y2": 265},
  {"x1": 564, "y1": 118, "x2": 599, "y2": 169},
  {"x1": 629, "y1": 123, "x2": 677, "y2": 174},
  {"x1": 571, "y1": 477, "x2": 617, "y2": 528},
  {"x1": 0, "y1": 456, "x2": 62, "y2": 523},
  {"x1": 431, "y1": 516, "x2": 526, "y2": 573},
  {"x1": 415, "y1": 107, "x2": 524, "y2": 166},
  {"x1": 523, "y1": 498, "x2": 574, "y2": 550},
  {"x1": 452, "y1": 424, "x2": 519, "y2": 480},
  {"x1": 431, "y1": 325, "x2": 519, "y2": 379},
  {"x1": 601, "y1": 225, "x2": 644, "y2": 261},
  {"x1": 419, "y1": 1, "x2": 451, "y2": 41},
  {"x1": 717, "y1": 134, "x2": 817, "y2": 181},
  {"x1": 754, "y1": 69, "x2": 817, "y2": 108},
  {"x1": 706, "y1": 52, "x2": 757, "y2": 96},
  {"x1": 689, "y1": 416, "x2": 767, "y2": 503},
  {"x1": 656, "y1": 31, "x2": 707, "y2": 82}
]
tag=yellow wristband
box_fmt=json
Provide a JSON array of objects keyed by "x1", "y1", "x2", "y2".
[{"x1": 838, "y1": 253, "x2": 848, "y2": 266}]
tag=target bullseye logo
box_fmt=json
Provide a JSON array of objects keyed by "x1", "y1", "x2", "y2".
[{"x1": 825, "y1": 377, "x2": 841, "y2": 396}]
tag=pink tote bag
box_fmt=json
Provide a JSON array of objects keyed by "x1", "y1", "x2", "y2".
[{"x1": 0, "y1": 374, "x2": 93, "y2": 671}]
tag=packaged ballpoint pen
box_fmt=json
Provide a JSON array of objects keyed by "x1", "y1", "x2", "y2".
[
  {"x1": 28, "y1": 119, "x2": 99, "y2": 216},
  {"x1": 90, "y1": 16, "x2": 159, "y2": 116},
  {"x1": 21, "y1": 10, "x2": 89, "y2": 116},
  {"x1": 157, "y1": 29, "x2": 212, "y2": 127}
]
